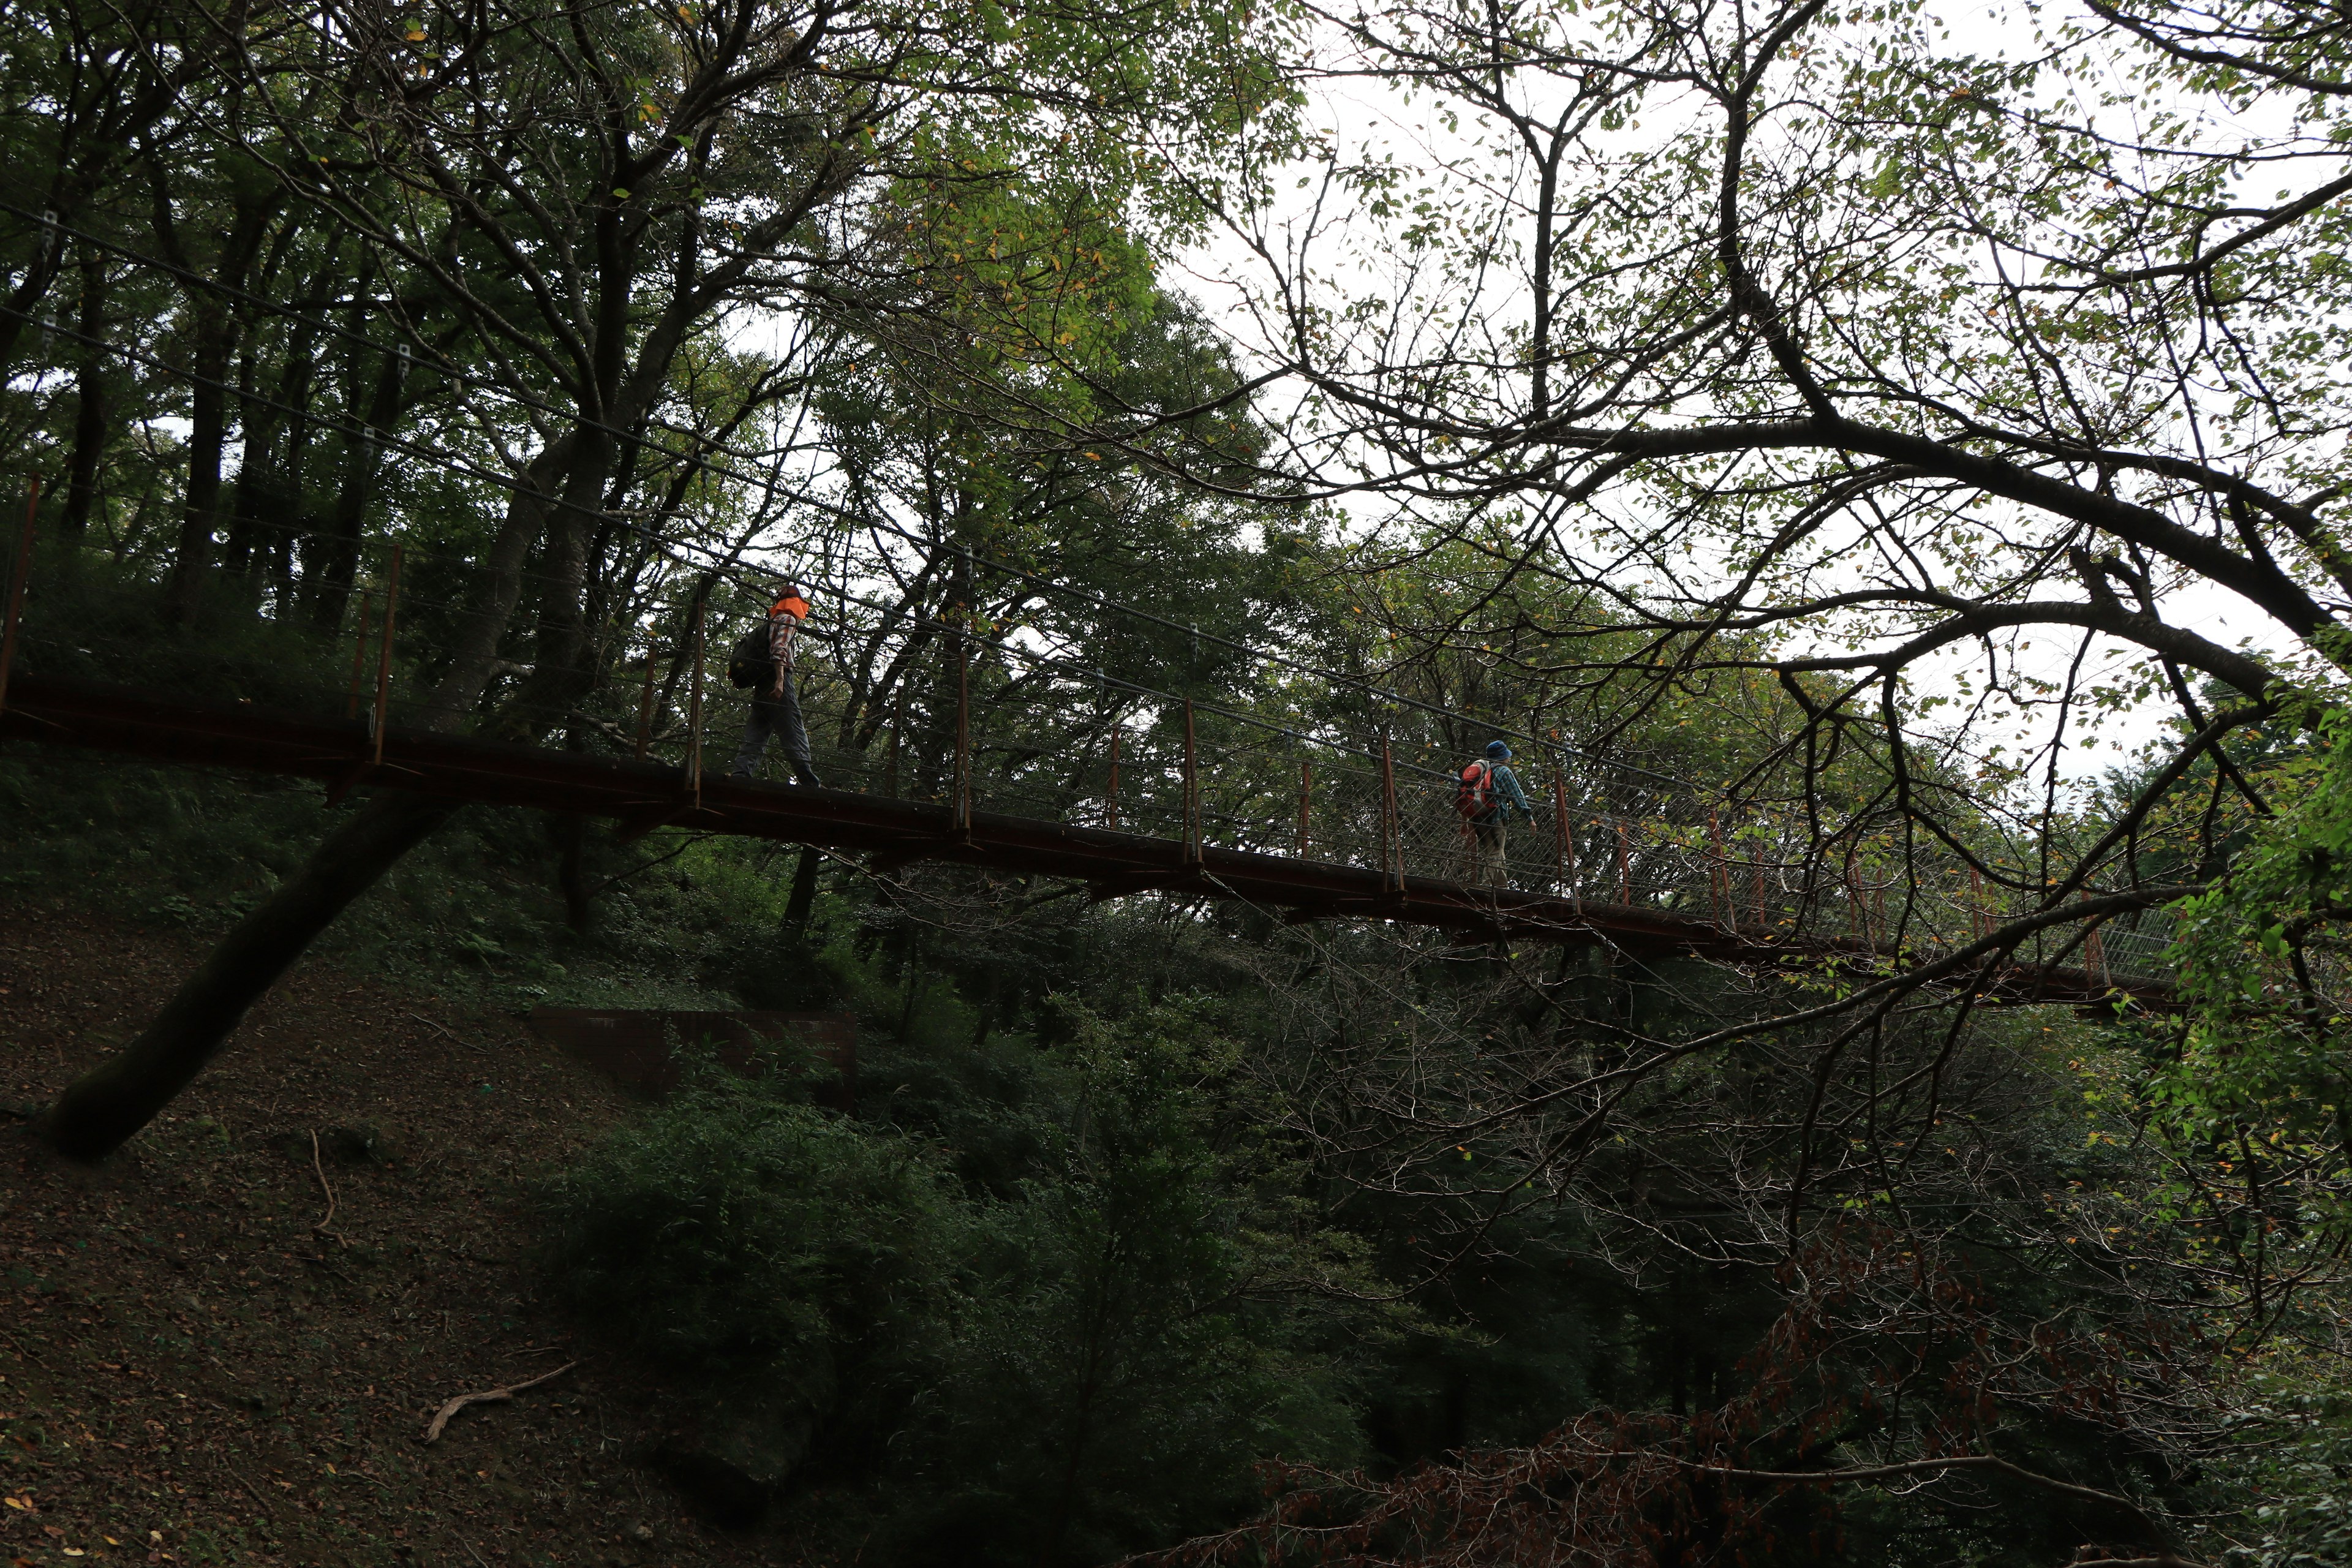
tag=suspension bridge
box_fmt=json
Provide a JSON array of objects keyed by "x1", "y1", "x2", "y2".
[
  {"x1": 0, "y1": 201, "x2": 2174, "y2": 1007},
  {"x1": 0, "y1": 527, "x2": 2169, "y2": 1009}
]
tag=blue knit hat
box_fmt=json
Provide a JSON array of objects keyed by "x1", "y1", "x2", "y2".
[{"x1": 1485, "y1": 740, "x2": 1511, "y2": 760}]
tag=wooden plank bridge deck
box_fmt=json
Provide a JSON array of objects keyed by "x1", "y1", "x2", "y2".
[{"x1": 0, "y1": 673, "x2": 2159, "y2": 1008}]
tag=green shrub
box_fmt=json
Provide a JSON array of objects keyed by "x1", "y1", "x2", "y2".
[
  {"x1": 537, "y1": 1008, "x2": 1374, "y2": 1565},
  {"x1": 538, "y1": 1074, "x2": 967, "y2": 1429}
]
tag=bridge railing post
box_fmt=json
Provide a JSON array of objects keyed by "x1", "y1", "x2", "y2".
[
  {"x1": 1297, "y1": 756, "x2": 1311, "y2": 859},
  {"x1": 371, "y1": 542, "x2": 402, "y2": 767},
  {"x1": 953, "y1": 634, "x2": 971, "y2": 834},
  {"x1": 1381, "y1": 741, "x2": 1400, "y2": 893},
  {"x1": 345, "y1": 592, "x2": 373, "y2": 720},
  {"x1": 0, "y1": 480, "x2": 40, "y2": 718},
  {"x1": 1844, "y1": 853, "x2": 1868, "y2": 950},
  {"x1": 634, "y1": 640, "x2": 656, "y2": 760},
  {"x1": 1708, "y1": 808, "x2": 1728, "y2": 930},
  {"x1": 1182, "y1": 699, "x2": 1199, "y2": 862},
  {"x1": 687, "y1": 600, "x2": 704, "y2": 807},
  {"x1": 2085, "y1": 888, "x2": 2108, "y2": 988},
  {"x1": 1107, "y1": 723, "x2": 1121, "y2": 833}
]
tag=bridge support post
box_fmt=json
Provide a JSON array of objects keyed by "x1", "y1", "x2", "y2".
[
  {"x1": 370, "y1": 543, "x2": 402, "y2": 767},
  {"x1": 345, "y1": 593, "x2": 372, "y2": 720},
  {"x1": 1381, "y1": 741, "x2": 1400, "y2": 894},
  {"x1": 1297, "y1": 757, "x2": 1311, "y2": 859},
  {"x1": 1708, "y1": 809, "x2": 1728, "y2": 931},
  {"x1": 887, "y1": 693, "x2": 904, "y2": 797},
  {"x1": 2082, "y1": 887, "x2": 2108, "y2": 989},
  {"x1": 954, "y1": 637, "x2": 971, "y2": 835},
  {"x1": 1183, "y1": 699, "x2": 1199, "y2": 863},
  {"x1": 687, "y1": 601, "x2": 704, "y2": 808},
  {"x1": 0, "y1": 480, "x2": 33, "y2": 719},
  {"x1": 634, "y1": 641, "x2": 656, "y2": 760},
  {"x1": 1554, "y1": 773, "x2": 1578, "y2": 912}
]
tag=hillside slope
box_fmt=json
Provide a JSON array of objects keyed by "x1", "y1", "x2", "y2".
[{"x1": 0, "y1": 905, "x2": 788, "y2": 1568}]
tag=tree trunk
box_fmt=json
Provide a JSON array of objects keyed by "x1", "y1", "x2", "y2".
[
  {"x1": 39, "y1": 791, "x2": 459, "y2": 1161},
  {"x1": 785, "y1": 846, "x2": 820, "y2": 939},
  {"x1": 554, "y1": 813, "x2": 594, "y2": 933},
  {"x1": 40, "y1": 423, "x2": 599, "y2": 1159},
  {"x1": 59, "y1": 248, "x2": 106, "y2": 540},
  {"x1": 0, "y1": 230, "x2": 66, "y2": 375},
  {"x1": 305, "y1": 339, "x2": 404, "y2": 633},
  {"x1": 164, "y1": 315, "x2": 233, "y2": 624}
]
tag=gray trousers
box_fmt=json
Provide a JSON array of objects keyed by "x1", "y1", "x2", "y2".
[
  {"x1": 1472, "y1": 816, "x2": 1510, "y2": 887},
  {"x1": 729, "y1": 674, "x2": 820, "y2": 785}
]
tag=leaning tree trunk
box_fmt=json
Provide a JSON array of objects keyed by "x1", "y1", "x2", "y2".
[
  {"x1": 38, "y1": 422, "x2": 586, "y2": 1161},
  {"x1": 39, "y1": 791, "x2": 459, "y2": 1161}
]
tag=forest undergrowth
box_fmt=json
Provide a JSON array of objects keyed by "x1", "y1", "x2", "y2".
[{"x1": 7, "y1": 731, "x2": 2351, "y2": 1567}]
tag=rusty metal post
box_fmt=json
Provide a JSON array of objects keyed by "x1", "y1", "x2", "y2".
[
  {"x1": 1182, "y1": 699, "x2": 1200, "y2": 862},
  {"x1": 685, "y1": 603, "x2": 706, "y2": 805},
  {"x1": 2086, "y1": 892, "x2": 2108, "y2": 987},
  {"x1": 1708, "y1": 808, "x2": 1728, "y2": 930},
  {"x1": 370, "y1": 543, "x2": 402, "y2": 766},
  {"x1": 1373, "y1": 738, "x2": 1392, "y2": 888},
  {"x1": 953, "y1": 636, "x2": 971, "y2": 832},
  {"x1": 0, "y1": 480, "x2": 39, "y2": 717},
  {"x1": 1615, "y1": 818, "x2": 1632, "y2": 904},
  {"x1": 633, "y1": 642, "x2": 657, "y2": 760},
  {"x1": 1106, "y1": 724, "x2": 1121, "y2": 833},
  {"x1": 345, "y1": 593, "x2": 373, "y2": 720},
  {"x1": 1551, "y1": 771, "x2": 1567, "y2": 888},
  {"x1": 1297, "y1": 757, "x2": 1312, "y2": 859}
]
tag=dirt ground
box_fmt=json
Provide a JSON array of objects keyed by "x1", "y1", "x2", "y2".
[{"x1": 0, "y1": 902, "x2": 797, "y2": 1568}]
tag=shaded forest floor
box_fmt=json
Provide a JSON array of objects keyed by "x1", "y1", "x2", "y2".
[{"x1": 0, "y1": 900, "x2": 799, "y2": 1568}]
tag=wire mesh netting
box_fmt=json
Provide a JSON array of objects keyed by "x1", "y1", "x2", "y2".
[{"x1": 1, "y1": 527, "x2": 2171, "y2": 990}]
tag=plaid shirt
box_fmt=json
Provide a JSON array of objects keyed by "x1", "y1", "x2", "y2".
[
  {"x1": 767, "y1": 608, "x2": 801, "y2": 672},
  {"x1": 1477, "y1": 761, "x2": 1533, "y2": 820}
]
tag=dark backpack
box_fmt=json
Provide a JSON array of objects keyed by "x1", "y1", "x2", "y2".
[
  {"x1": 726, "y1": 625, "x2": 774, "y2": 689},
  {"x1": 1455, "y1": 760, "x2": 1496, "y2": 819}
]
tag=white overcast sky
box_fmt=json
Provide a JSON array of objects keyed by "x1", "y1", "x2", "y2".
[{"x1": 1161, "y1": 0, "x2": 2324, "y2": 794}]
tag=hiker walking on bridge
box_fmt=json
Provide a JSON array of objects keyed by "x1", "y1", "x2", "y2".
[
  {"x1": 1458, "y1": 739, "x2": 1533, "y2": 889},
  {"x1": 728, "y1": 582, "x2": 823, "y2": 787}
]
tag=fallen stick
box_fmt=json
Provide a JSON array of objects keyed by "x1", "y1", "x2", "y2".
[
  {"x1": 405, "y1": 1011, "x2": 486, "y2": 1054},
  {"x1": 420, "y1": 1361, "x2": 576, "y2": 1445},
  {"x1": 308, "y1": 1130, "x2": 342, "y2": 1245},
  {"x1": 214, "y1": 1452, "x2": 276, "y2": 1517}
]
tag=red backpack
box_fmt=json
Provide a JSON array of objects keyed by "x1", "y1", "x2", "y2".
[{"x1": 1455, "y1": 760, "x2": 1496, "y2": 819}]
